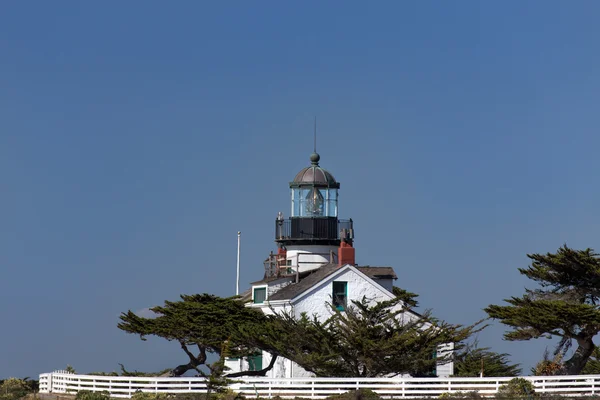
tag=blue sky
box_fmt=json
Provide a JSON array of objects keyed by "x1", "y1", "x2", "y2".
[{"x1": 2, "y1": 2, "x2": 600, "y2": 378}]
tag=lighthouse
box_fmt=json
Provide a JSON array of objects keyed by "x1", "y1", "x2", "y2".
[
  {"x1": 265, "y1": 151, "x2": 355, "y2": 278},
  {"x1": 232, "y1": 149, "x2": 454, "y2": 379}
]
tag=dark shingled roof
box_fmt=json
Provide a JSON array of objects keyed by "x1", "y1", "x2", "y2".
[
  {"x1": 250, "y1": 275, "x2": 293, "y2": 285},
  {"x1": 356, "y1": 266, "x2": 397, "y2": 280},
  {"x1": 268, "y1": 263, "x2": 340, "y2": 301}
]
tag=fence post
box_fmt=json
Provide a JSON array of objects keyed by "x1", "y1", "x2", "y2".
[{"x1": 311, "y1": 380, "x2": 315, "y2": 399}]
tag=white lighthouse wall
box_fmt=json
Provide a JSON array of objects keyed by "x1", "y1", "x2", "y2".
[
  {"x1": 285, "y1": 245, "x2": 338, "y2": 273},
  {"x1": 292, "y1": 266, "x2": 395, "y2": 322}
]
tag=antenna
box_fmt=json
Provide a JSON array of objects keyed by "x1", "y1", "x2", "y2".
[
  {"x1": 236, "y1": 231, "x2": 241, "y2": 295},
  {"x1": 314, "y1": 116, "x2": 317, "y2": 152}
]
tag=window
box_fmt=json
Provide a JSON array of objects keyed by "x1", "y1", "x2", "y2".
[
  {"x1": 253, "y1": 287, "x2": 266, "y2": 304},
  {"x1": 247, "y1": 353, "x2": 263, "y2": 371},
  {"x1": 332, "y1": 281, "x2": 347, "y2": 311}
]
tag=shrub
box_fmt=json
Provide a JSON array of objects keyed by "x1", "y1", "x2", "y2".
[
  {"x1": 439, "y1": 391, "x2": 482, "y2": 399},
  {"x1": 166, "y1": 393, "x2": 210, "y2": 400},
  {"x1": 131, "y1": 393, "x2": 169, "y2": 400},
  {"x1": 326, "y1": 389, "x2": 382, "y2": 400},
  {"x1": 0, "y1": 378, "x2": 31, "y2": 400},
  {"x1": 74, "y1": 390, "x2": 110, "y2": 400},
  {"x1": 531, "y1": 350, "x2": 564, "y2": 376},
  {"x1": 497, "y1": 377, "x2": 535, "y2": 398},
  {"x1": 213, "y1": 389, "x2": 244, "y2": 400}
]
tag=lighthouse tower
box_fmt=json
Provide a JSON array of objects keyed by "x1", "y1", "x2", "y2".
[{"x1": 265, "y1": 152, "x2": 355, "y2": 278}]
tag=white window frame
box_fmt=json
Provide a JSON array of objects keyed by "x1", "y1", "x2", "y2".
[{"x1": 252, "y1": 285, "x2": 268, "y2": 304}]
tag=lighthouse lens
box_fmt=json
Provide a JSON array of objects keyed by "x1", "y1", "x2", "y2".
[{"x1": 305, "y1": 188, "x2": 324, "y2": 216}]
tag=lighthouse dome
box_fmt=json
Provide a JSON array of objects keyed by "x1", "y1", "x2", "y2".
[{"x1": 291, "y1": 152, "x2": 340, "y2": 188}]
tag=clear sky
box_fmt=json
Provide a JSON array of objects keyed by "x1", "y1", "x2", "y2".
[{"x1": 2, "y1": 1, "x2": 600, "y2": 379}]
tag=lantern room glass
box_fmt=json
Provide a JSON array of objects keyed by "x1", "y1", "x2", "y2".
[{"x1": 291, "y1": 188, "x2": 338, "y2": 217}]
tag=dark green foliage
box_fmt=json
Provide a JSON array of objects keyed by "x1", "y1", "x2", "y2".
[
  {"x1": 497, "y1": 377, "x2": 535, "y2": 398},
  {"x1": 0, "y1": 378, "x2": 31, "y2": 400},
  {"x1": 120, "y1": 290, "x2": 481, "y2": 380},
  {"x1": 241, "y1": 296, "x2": 483, "y2": 377},
  {"x1": 74, "y1": 390, "x2": 110, "y2": 400},
  {"x1": 326, "y1": 389, "x2": 382, "y2": 400},
  {"x1": 130, "y1": 393, "x2": 169, "y2": 400},
  {"x1": 128, "y1": 391, "x2": 243, "y2": 400},
  {"x1": 453, "y1": 341, "x2": 521, "y2": 377},
  {"x1": 118, "y1": 294, "x2": 272, "y2": 379},
  {"x1": 582, "y1": 346, "x2": 600, "y2": 374},
  {"x1": 485, "y1": 246, "x2": 600, "y2": 375},
  {"x1": 439, "y1": 392, "x2": 483, "y2": 399},
  {"x1": 392, "y1": 286, "x2": 419, "y2": 308}
]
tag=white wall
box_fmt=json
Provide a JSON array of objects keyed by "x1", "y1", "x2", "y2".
[
  {"x1": 435, "y1": 343, "x2": 455, "y2": 378},
  {"x1": 286, "y1": 245, "x2": 338, "y2": 273},
  {"x1": 292, "y1": 266, "x2": 394, "y2": 321}
]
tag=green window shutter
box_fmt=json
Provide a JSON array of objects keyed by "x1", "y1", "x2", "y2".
[
  {"x1": 332, "y1": 281, "x2": 347, "y2": 311},
  {"x1": 247, "y1": 353, "x2": 263, "y2": 371},
  {"x1": 253, "y1": 288, "x2": 266, "y2": 304}
]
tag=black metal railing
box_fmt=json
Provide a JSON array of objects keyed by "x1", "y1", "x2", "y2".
[{"x1": 275, "y1": 217, "x2": 353, "y2": 241}]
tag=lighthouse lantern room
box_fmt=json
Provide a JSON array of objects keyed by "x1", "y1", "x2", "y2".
[{"x1": 267, "y1": 152, "x2": 355, "y2": 278}]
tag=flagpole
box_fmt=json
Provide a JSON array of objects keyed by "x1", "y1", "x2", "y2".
[{"x1": 236, "y1": 231, "x2": 241, "y2": 295}]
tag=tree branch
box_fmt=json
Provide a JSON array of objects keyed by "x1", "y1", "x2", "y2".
[{"x1": 225, "y1": 355, "x2": 278, "y2": 378}]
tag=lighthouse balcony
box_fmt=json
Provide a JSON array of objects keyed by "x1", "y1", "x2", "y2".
[{"x1": 275, "y1": 217, "x2": 354, "y2": 243}]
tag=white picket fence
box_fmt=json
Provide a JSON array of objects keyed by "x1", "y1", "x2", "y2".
[{"x1": 38, "y1": 370, "x2": 600, "y2": 399}]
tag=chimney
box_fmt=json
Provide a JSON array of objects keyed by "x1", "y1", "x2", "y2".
[{"x1": 338, "y1": 241, "x2": 355, "y2": 266}]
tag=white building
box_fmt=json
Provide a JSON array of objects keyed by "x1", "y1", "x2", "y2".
[{"x1": 226, "y1": 151, "x2": 453, "y2": 378}]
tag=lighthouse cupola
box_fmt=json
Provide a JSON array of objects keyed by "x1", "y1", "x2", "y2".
[
  {"x1": 269, "y1": 151, "x2": 354, "y2": 276},
  {"x1": 290, "y1": 152, "x2": 339, "y2": 219}
]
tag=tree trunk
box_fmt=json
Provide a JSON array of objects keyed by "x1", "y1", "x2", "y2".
[
  {"x1": 226, "y1": 355, "x2": 278, "y2": 378},
  {"x1": 171, "y1": 342, "x2": 208, "y2": 377},
  {"x1": 564, "y1": 336, "x2": 595, "y2": 375}
]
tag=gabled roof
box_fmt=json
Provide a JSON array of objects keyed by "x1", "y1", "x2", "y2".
[
  {"x1": 356, "y1": 266, "x2": 397, "y2": 280},
  {"x1": 267, "y1": 264, "x2": 398, "y2": 302},
  {"x1": 268, "y1": 263, "x2": 339, "y2": 301}
]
